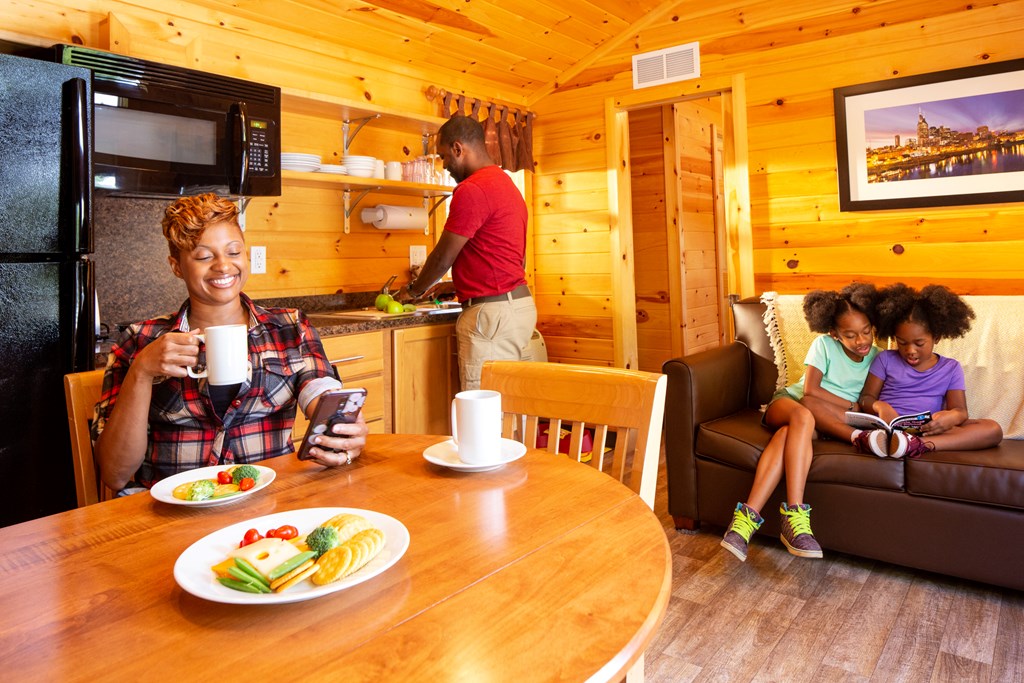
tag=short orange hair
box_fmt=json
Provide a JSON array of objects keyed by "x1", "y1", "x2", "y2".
[{"x1": 162, "y1": 193, "x2": 240, "y2": 257}]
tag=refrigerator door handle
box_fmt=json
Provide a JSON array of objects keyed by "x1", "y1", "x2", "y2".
[
  {"x1": 63, "y1": 77, "x2": 92, "y2": 254},
  {"x1": 67, "y1": 259, "x2": 97, "y2": 372}
]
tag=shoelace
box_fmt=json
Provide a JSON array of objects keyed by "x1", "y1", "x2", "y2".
[
  {"x1": 730, "y1": 508, "x2": 761, "y2": 541},
  {"x1": 783, "y1": 506, "x2": 814, "y2": 537}
]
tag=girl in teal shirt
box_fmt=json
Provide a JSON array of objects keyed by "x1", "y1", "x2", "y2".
[{"x1": 722, "y1": 283, "x2": 881, "y2": 562}]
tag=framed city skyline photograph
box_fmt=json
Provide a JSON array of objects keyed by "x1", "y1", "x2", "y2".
[{"x1": 834, "y1": 58, "x2": 1024, "y2": 211}]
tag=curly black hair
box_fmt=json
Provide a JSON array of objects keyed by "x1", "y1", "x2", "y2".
[
  {"x1": 875, "y1": 282, "x2": 974, "y2": 340},
  {"x1": 803, "y1": 282, "x2": 879, "y2": 334}
]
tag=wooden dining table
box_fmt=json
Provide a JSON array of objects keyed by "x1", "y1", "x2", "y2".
[{"x1": 0, "y1": 434, "x2": 671, "y2": 681}]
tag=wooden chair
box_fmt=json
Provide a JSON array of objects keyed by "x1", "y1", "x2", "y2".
[
  {"x1": 64, "y1": 369, "x2": 113, "y2": 506},
  {"x1": 480, "y1": 360, "x2": 667, "y2": 510}
]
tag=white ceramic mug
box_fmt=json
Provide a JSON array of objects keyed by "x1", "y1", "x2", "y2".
[
  {"x1": 186, "y1": 324, "x2": 249, "y2": 385},
  {"x1": 374, "y1": 159, "x2": 386, "y2": 178},
  {"x1": 450, "y1": 389, "x2": 502, "y2": 465},
  {"x1": 385, "y1": 161, "x2": 403, "y2": 181}
]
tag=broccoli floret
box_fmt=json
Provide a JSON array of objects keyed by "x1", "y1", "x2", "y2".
[
  {"x1": 232, "y1": 464, "x2": 260, "y2": 485},
  {"x1": 186, "y1": 479, "x2": 216, "y2": 501},
  {"x1": 305, "y1": 525, "x2": 339, "y2": 558}
]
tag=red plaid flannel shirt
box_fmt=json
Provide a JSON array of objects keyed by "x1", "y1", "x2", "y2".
[{"x1": 93, "y1": 295, "x2": 341, "y2": 488}]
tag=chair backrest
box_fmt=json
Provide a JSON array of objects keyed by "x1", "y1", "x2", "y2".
[
  {"x1": 480, "y1": 360, "x2": 667, "y2": 509},
  {"x1": 64, "y1": 369, "x2": 111, "y2": 507}
]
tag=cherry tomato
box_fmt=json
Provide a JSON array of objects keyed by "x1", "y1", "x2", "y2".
[
  {"x1": 239, "y1": 528, "x2": 263, "y2": 548},
  {"x1": 265, "y1": 527, "x2": 277, "y2": 538},
  {"x1": 272, "y1": 525, "x2": 298, "y2": 541},
  {"x1": 217, "y1": 470, "x2": 233, "y2": 485},
  {"x1": 239, "y1": 477, "x2": 256, "y2": 491}
]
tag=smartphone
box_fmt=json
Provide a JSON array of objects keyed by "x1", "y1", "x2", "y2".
[{"x1": 296, "y1": 387, "x2": 367, "y2": 460}]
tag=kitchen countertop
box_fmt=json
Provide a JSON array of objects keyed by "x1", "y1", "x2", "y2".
[{"x1": 94, "y1": 290, "x2": 460, "y2": 367}]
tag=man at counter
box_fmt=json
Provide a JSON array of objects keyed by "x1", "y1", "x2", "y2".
[
  {"x1": 93, "y1": 193, "x2": 368, "y2": 494},
  {"x1": 397, "y1": 115, "x2": 536, "y2": 390}
]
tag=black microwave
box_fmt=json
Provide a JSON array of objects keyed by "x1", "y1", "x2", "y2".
[{"x1": 54, "y1": 45, "x2": 280, "y2": 198}]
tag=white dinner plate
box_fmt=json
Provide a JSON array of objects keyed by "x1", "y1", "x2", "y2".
[
  {"x1": 150, "y1": 464, "x2": 276, "y2": 507},
  {"x1": 173, "y1": 507, "x2": 410, "y2": 605},
  {"x1": 422, "y1": 438, "x2": 527, "y2": 472}
]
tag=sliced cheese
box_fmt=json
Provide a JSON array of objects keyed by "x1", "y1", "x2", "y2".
[{"x1": 229, "y1": 537, "x2": 301, "y2": 579}]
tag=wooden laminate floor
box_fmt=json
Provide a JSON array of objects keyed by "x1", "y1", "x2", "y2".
[{"x1": 644, "y1": 451, "x2": 1024, "y2": 683}]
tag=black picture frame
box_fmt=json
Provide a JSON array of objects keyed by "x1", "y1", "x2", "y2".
[{"x1": 834, "y1": 58, "x2": 1024, "y2": 211}]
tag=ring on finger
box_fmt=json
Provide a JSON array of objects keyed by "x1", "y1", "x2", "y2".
[{"x1": 345, "y1": 452, "x2": 352, "y2": 465}]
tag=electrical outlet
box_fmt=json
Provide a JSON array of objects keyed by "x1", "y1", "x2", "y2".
[
  {"x1": 410, "y1": 245, "x2": 427, "y2": 271},
  {"x1": 251, "y1": 246, "x2": 267, "y2": 274}
]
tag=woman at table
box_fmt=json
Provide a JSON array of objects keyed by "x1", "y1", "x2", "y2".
[{"x1": 93, "y1": 193, "x2": 368, "y2": 494}]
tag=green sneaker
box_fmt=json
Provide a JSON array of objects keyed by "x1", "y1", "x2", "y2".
[
  {"x1": 779, "y1": 502, "x2": 823, "y2": 559},
  {"x1": 721, "y1": 503, "x2": 763, "y2": 562}
]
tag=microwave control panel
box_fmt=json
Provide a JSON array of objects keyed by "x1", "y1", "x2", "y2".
[{"x1": 248, "y1": 119, "x2": 273, "y2": 175}]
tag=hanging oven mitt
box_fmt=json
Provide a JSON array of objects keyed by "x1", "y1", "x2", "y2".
[
  {"x1": 483, "y1": 102, "x2": 501, "y2": 166},
  {"x1": 497, "y1": 105, "x2": 513, "y2": 170},
  {"x1": 508, "y1": 109, "x2": 523, "y2": 172}
]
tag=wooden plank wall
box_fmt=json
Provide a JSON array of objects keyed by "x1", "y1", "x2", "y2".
[
  {"x1": 2, "y1": 0, "x2": 530, "y2": 300},
  {"x1": 532, "y1": 0, "x2": 1024, "y2": 365}
]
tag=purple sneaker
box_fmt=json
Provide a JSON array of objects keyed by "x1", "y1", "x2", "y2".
[
  {"x1": 779, "y1": 502, "x2": 823, "y2": 559},
  {"x1": 721, "y1": 502, "x2": 763, "y2": 562},
  {"x1": 853, "y1": 429, "x2": 889, "y2": 458},
  {"x1": 902, "y1": 433, "x2": 936, "y2": 459}
]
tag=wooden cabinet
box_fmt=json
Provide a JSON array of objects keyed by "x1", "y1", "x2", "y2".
[
  {"x1": 391, "y1": 323, "x2": 459, "y2": 435},
  {"x1": 292, "y1": 331, "x2": 389, "y2": 442}
]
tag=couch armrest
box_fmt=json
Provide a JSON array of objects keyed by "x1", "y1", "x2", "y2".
[{"x1": 662, "y1": 342, "x2": 752, "y2": 523}]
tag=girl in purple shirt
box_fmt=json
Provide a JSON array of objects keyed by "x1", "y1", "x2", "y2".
[{"x1": 858, "y1": 283, "x2": 1002, "y2": 458}]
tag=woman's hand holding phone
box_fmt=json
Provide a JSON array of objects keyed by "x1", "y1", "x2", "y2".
[{"x1": 297, "y1": 388, "x2": 369, "y2": 466}]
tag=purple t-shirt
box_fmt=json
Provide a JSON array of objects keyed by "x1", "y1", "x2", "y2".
[{"x1": 869, "y1": 350, "x2": 966, "y2": 415}]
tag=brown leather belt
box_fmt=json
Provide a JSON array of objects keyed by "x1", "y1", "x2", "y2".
[{"x1": 463, "y1": 284, "x2": 532, "y2": 308}]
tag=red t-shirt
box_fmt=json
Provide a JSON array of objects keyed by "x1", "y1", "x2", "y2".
[{"x1": 443, "y1": 165, "x2": 528, "y2": 301}]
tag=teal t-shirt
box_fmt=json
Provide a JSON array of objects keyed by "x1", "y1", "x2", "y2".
[{"x1": 784, "y1": 335, "x2": 879, "y2": 401}]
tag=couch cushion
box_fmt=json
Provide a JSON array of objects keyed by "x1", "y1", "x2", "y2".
[
  {"x1": 907, "y1": 442, "x2": 1024, "y2": 511},
  {"x1": 696, "y1": 412, "x2": 905, "y2": 491}
]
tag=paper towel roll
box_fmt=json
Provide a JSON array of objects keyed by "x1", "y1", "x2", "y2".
[{"x1": 359, "y1": 205, "x2": 428, "y2": 230}]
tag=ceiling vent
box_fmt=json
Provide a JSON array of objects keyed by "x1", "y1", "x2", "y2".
[{"x1": 632, "y1": 42, "x2": 700, "y2": 89}]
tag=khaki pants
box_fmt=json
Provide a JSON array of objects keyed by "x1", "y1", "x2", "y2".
[{"x1": 456, "y1": 295, "x2": 537, "y2": 391}]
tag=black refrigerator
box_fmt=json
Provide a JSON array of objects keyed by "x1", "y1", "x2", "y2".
[{"x1": 0, "y1": 52, "x2": 95, "y2": 526}]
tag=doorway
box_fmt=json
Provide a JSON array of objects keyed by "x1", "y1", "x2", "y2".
[{"x1": 628, "y1": 96, "x2": 729, "y2": 372}]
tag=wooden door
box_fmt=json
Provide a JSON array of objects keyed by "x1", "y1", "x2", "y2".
[
  {"x1": 671, "y1": 97, "x2": 727, "y2": 356},
  {"x1": 391, "y1": 324, "x2": 458, "y2": 434},
  {"x1": 628, "y1": 96, "x2": 727, "y2": 371}
]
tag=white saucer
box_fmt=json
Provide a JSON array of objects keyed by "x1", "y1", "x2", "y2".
[{"x1": 423, "y1": 438, "x2": 527, "y2": 472}]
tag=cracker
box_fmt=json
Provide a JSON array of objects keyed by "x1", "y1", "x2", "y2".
[
  {"x1": 274, "y1": 563, "x2": 319, "y2": 592},
  {"x1": 323, "y1": 514, "x2": 372, "y2": 543},
  {"x1": 312, "y1": 545, "x2": 353, "y2": 585}
]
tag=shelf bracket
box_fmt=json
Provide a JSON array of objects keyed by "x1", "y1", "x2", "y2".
[
  {"x1": 423, "y1": 195, "x2": 451, "y2": 235},
  {"x1": 342, "y1": 116, "x2": 381, "y2": 155},
  {"x1": 343, "y1": 188, "x2": 374, "y2": 233},
  {"x1": 421, "y1": 132, "x2": 433, "y2": 156}
]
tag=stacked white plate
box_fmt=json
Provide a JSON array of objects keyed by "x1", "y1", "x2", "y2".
[
  {"x1": 342, "y1": 155, "x2": 377, "y2": 178},
  {"x1": 318, "y1": 164, "x2": 348, "y2": 175},
  {"x1": 281, "y1": 152, "x2": 321, "y2": 172}
]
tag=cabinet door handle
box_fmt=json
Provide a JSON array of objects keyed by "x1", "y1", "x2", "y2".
[{"x1": 331, "y1": 355, "x2": 365, "y2": 364}]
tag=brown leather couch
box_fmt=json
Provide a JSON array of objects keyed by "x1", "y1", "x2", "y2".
[{"x1": 662, "y1": 298, "x2": 1024, "y2": 590}]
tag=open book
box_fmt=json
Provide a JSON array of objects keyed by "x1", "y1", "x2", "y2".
[{"x1": 845, "y1": 410, "x2": 932, "y2": 436}]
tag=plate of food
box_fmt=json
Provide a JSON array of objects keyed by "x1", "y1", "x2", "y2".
[
  {"x1": 150, "y1": 464, "x2": 276, "y2": 507},
  {"x1": 173, "y1": 507, "x2": 410, "y2": 605}
]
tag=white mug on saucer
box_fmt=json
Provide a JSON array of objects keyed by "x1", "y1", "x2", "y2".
[
  {"x1": 450, "y1": 389, "x2": 502, "y2": 465},
  {"x1": 186, "y1": 324, "x2": 249, "y2": 385}
]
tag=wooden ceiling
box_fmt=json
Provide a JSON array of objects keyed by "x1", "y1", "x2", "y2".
[{"x1": 192, "y1": 0, "x2": 1002, "y2": 105}]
